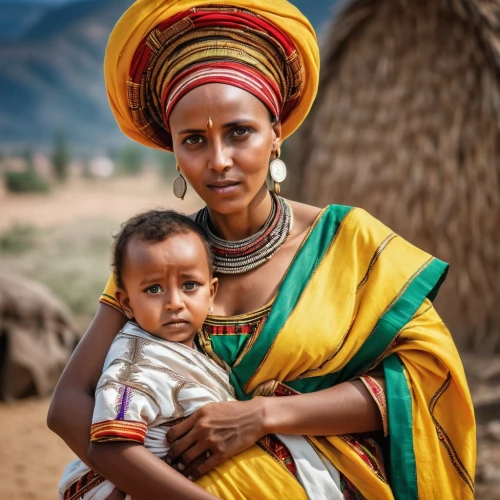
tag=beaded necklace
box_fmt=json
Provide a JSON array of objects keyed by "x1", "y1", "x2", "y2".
[{"x1": 195, "y1": 192, "x2": 293, "y2": 274}]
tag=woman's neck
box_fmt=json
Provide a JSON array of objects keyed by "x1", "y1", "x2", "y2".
[{"x1": 207, "y1": 187, "x2": 272, "y2": 241}]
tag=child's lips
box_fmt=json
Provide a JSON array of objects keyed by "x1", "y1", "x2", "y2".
[{"x1": 163, "y1": 319, "x2": 189, "y2": 327}]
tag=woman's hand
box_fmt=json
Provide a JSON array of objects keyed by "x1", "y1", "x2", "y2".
[{"x1": 166, "y1": 399, "x2": 266, "y2": 480}]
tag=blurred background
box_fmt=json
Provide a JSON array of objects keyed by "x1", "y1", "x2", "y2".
[{"x1": 0, "y1": 0, "x2": 498, "y2": 498}]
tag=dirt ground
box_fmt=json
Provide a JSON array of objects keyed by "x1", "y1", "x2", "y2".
[
  {"x1": 0, "y1": 398, "x2": 73, "y2": 500},
  {"x1": 0, "y1": 172, "x2": 203, "y2": 231}
]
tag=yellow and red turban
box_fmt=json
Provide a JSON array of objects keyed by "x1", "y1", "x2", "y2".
[{"x1": 104, "y1": 0, "x2": 319, "y2": 151}]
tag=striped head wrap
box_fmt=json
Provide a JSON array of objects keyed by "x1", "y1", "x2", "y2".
[{"x1": 105, "y1": 0, "x2": 319, "y2": 152}]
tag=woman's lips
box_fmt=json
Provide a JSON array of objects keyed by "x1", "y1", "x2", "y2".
[{"x1": 207, "y1": 181, "x2": 240, "y2": 194}]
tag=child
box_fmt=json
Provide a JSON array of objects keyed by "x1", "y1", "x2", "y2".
[{"x1": 58, "y1": 210, "x2": 342, "y2": 500}]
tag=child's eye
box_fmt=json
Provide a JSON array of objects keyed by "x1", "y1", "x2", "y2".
[
  {"x1": 146, "y1": 285, "x2": 163, "y2": 294},
  {"x1": 182, "y1": 282, "x2": 199, "y2": 291}
]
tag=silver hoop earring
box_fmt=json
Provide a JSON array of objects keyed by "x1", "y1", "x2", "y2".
[
  {"x1": 173, "y1": 164, "x2": 187, "y2": 200},
  {"x1": 269, "y1": 147, "x2": 287, "y2": 195}
]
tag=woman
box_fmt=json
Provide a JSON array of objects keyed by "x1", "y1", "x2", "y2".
[{"x1": 48, "y1": 0, "x2": 476, "y2": 499}]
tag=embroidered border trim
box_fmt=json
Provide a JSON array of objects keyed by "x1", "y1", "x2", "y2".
[
  {"x1": 64, "y1": 470, "x2": 106, "y2": 500},
  {"x1": 90, "y1": 420, "x2": 147, "y2": 443},
  {"x1": 340, "y1": 434, "x2": 387, "y2": 483},
  {"x1": 204, "y1": 301, "x2": 273, "y2": 327},
  {"x1": 256, "y1": 434, "x2": 298, "y2": 478},
  {"x1": 339, "y1": 473, "x2": 366, "y2": 500},
  {"x1": 429, "y1": 372, "x2": 474, "y2": 493},
  {"x1": 360, "y1": 375, "x2": 388, "y2": 437}
]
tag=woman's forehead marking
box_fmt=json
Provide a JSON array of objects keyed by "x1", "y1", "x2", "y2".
[{"x1": 170, "y1": 84, "x2": 271, "y2": 131}]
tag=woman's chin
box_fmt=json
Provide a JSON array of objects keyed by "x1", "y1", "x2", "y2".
[
  {"x1": 202, "y1": 192, "x2": 250, "y2": 215},
  {"x1": 200, "y1": 185, "x2": 269, "y2": 215}
]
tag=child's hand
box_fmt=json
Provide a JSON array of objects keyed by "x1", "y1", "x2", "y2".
[
  {"x1": 165, "y1": 399, "x2": 267, "y2": 480},
  {"x1": 106, "y1": 488, "x2": 126, "y2": 500}
]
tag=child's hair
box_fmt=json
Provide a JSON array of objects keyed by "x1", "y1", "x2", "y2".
[{"x1": 112, "y1": 210, "x2": 213, "y2": 289}]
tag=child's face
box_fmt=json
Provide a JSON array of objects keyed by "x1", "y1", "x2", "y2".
[{"x1": 116, "y1": 232, "x2": 217, "y2": 347}]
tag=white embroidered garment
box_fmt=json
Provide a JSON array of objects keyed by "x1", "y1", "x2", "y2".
[{"x1": 58, "y1": 322, "x2": 343, "y2": 499}]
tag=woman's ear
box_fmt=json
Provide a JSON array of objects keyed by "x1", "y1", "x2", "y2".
[
  {"x1": 115, "y1": 288, "x2": 134, "y2": 320},
  {"x1": 271, "y1": 121, "x2": 282, "y2": 151}
]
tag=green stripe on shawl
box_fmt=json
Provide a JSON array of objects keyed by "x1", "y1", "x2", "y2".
[
  {"x1": 229, "y1": 204, "x2": 353, "y2": 400},
  {"x1": 211, "y1": 335, "x2": 249, "y2": 368},
  {"x1": 288, "y1": 257, "x2": 448, "y2": 394},
  {"x1": 383, "y1": 354, "x2": 418, "y2": 500}
]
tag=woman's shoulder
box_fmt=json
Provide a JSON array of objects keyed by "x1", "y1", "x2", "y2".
[
  {"x1": 287, "y1": 199, "x2": 322, "y2": 231},
  {"x1": 288, "y1": 200, "x2": 385, "y2": 235}
]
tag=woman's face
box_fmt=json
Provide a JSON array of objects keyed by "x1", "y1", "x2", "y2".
[{"x1": 169, "y1": 83, "x2": 282, "y2": 215}]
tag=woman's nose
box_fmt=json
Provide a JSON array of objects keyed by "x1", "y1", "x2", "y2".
[{"x1": 208, "y1": 140, "x2": 233, "y2": 173}]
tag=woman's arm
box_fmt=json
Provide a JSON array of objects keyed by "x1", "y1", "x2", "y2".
[
  {"x1": 47, "y1": 303, "x2": 127, "y2": 465},
  {"x1": 166, "y1": 378, "x2": 384, "y2": 479},
  {"x1": 262, "y1": 378, "x2": 384, "y2": 435}
]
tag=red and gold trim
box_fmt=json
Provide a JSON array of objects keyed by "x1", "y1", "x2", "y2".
[
  {"x1": 90, "y1": 419, "x2": 147, "y2": 444},
  {"x1": 360, "y1": 375, "x2": 388, "y2": 437},
  {"x1": 164, "y1": 62, "x2": 282, "y2": 128},
  {"x1": 257, "y1": 434, "x2": 297, "y2": 477},
  {"x1": 63, "y1": 470, "x2": 106, "y2": 500},
  {"x1": 341, "y1": 434, "x2": 387, "y2": 483}
]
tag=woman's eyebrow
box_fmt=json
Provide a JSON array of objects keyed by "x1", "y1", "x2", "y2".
[
  {"x1": 223, "y1": 119, "x2": 252, "y2": 128},
  {"x1": 178, "y1": 119, "x2": 253, "y2": 134},
  {"x1": 178, "y1": 128, "x2": 205, "y2": 135}
]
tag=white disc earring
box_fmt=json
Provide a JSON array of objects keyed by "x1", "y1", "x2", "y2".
[
  {"x1": 173, "y1": 164, "x2": 187, "y2": 200},
  {"x1": 269, "y1": 147, "x2": 287, "y2": 195}
]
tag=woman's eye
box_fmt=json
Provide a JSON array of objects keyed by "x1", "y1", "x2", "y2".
[
  {"x1": 184, "y1": 135, "x2": 204, "y2": 145},
  {"x1": 146, "y1": 285, "x2": 163, "y2": 294},
  {"x1": 232, "y1": 127, "x2": 251, "y2": 137},
  {"x1": 182, "y1": 282, "x2": 199, "y2": 291}
]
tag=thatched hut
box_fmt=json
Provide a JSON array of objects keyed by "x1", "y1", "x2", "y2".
[
  {"x1": 0, "y1": 271, "x2": 80, "y2": 400},
  {"x1": 286, "y1": 0, "x2": 500, "y2": 352}
]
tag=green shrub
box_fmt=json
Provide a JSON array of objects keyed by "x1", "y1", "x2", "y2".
[
  {"x1": 4, "y1": 170, "x2": 50, "y2": 193},
  {"x1": 118, "y1": 144, "x2": 144, "y2": 175},
  {"x1": 52, "y1": 132, "x2": 71, "y2": 182},
  {"x1": 0, "y1": 225, "x2": 36, "y2": 254}
]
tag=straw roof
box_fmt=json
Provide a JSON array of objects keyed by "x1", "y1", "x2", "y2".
[{"x1": 286, "y1": 0, "x2": 500, "y2": 351}]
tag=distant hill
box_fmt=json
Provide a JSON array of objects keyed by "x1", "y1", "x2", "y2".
[{"x1": 0, "y1": 0, "x2": 337, "y2": 152}]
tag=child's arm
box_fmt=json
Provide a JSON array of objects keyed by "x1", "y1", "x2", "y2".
[{"x1": 88, "y1": 442, "x2": 217, "y2": 500}]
